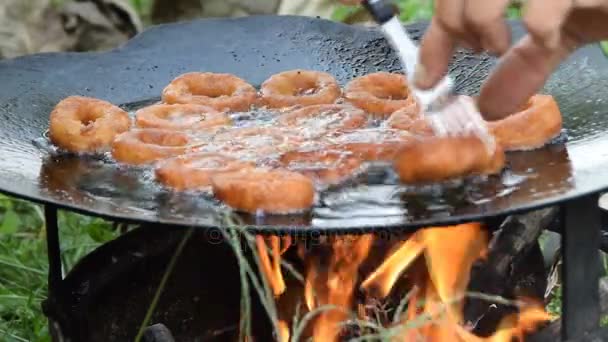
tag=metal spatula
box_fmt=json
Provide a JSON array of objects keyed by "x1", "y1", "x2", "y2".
[{"x1": 362, "y1": 0, "x2": 494, "y2": 148}]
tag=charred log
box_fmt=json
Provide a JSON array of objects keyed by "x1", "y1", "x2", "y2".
[{"x1": 464, "y1": 207, "x2": 560, "y2": 336}]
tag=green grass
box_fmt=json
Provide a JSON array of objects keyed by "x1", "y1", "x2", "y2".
[
  {"x1": 129, "y1": 0, "x2": 154, "y2": 24},
  {"x1": 331, "y1": 0, "x2": 435, "y2": 23},
  {"x1": 332, "y1": 0, "x2": 523, "y2": 23},
  {"x1": 0, "y1": 194, "x2": 118, "y2": 342}
]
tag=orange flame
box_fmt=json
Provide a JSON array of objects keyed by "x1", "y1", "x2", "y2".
[
  {"x1": 361, "y1": 237, "x2": 425, "y2": 298},
  {"x1": 256, "y1": 236, "x2": 287, "y2": 296},
  {"x1": 252, "y1": 223, "x2": 551, "y2": 342},
  {"x1": 278, "y1": 319, "x2": 290, "y2": 342},
  {"x1": 420, "y1": 223, "x2": 488, "y2": 323},
  {"x1": 305, "y1": 235, "x2": 374, "y2": 341}
]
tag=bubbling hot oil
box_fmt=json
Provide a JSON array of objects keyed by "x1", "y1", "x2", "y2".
[{"x1": 34, "y1": 99, "x2": 533, "y2": 221}]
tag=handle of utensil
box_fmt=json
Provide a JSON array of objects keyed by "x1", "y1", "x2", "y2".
[
  {"x1": 362, "y1": 0, "x2": 419, "y2": 78},
  {"x1": 362, "y1": 0, "x2": 454, "y2": 110},
  {"x1": 362, "y1": 0, "x2": 396, "y2": 24}
]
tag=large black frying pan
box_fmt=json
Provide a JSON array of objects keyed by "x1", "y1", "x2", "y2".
[{"x1": 1, "y1": 15, "x2": 608, "y2": 233}]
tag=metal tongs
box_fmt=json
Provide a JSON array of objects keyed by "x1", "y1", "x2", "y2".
[{"x1": 362, "y1": 0, "x2": 494, "y2": 149}]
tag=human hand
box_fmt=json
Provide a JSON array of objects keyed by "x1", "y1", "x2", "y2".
[{"x1": 415, "y1": 0, "x2": 608, "y2": 120}]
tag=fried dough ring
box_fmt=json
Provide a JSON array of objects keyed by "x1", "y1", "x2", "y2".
[
  {"x1": 386, "y1": 107, "x2": 434, "y2": 137},
  {"x1": 487, "y1": 94, "x2": 562, "y2": 151},
  {"x1": 135, "y1": 103, "x2": 231, "y2": 132},
  {"x1": 327, "y1": 129, "x2": 415, "y2": 161},
  {"x1": 277, "y1": 104, "x2": 368, "y2": 137},
  {"x1": 111, "y1": 128, "x2": 193, "y2": 165},
  {"x1": 394, "y1": 136, "x2": 505, "y2": 184},
  {"x1": 344, "y1": 72, "x2": 419, "y2": 117},
  {"x1": 49, "y1": 96, "x2": 131, "y2": 153},
  {"x1": 155, "y1": 152, "x2": 254, "y2": 191},
  {"x1": 162, "y1": 72, "x2": 257, "y2": 112},
  {"x1": 211, "y1": 169, "x2": 315, "y2": 214},
  {"x1": 260, "y1": 70, "x2": 341, "y2": 109},
  {"x1": 279, "y1": 150, "x2": 363, "y2": 186}
]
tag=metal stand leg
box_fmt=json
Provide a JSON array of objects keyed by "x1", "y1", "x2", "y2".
[
  {"x1": 562, "y1": 193, "x2": 601, "y2": 340},
  {"x1": 42, "y1": 205, "x2": 69, "y2": 342},
  {"x1": 45, "y1": 205, "x2": 62, "y2": 292}
]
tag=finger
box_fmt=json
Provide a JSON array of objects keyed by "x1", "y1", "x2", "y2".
[
  {"x1": 415, "y1": 18, "x2": 457, "y2": 89},
  {"x1": 478, "y1": 35, "x2": 576, "y2": 121},
  {"x1": 435, "y1": 0, "x2": 467, "y2": 36},
  {"x1": 523, "y1": 0, "x2": 572, "y2": 50},
  {"x1": 435, "y1": 0, "x2": 482, "y2": 50},
  {"x1": 574, "y1": 0, "x2": 608, "y2": 9},
  {"x1": 464, "y1": 0, "x2": 513, "y2": 55}
]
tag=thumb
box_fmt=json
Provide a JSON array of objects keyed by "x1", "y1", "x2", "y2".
[{"x1": 477, "y1": 34, "x2": 575, "y2": 121}]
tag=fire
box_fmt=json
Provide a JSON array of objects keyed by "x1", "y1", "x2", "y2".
[
  {"x1": 256, "y1": 235, "x2": 287, "y2": 296},
  {"x1": 253, "y1": 223, "x2": 551, "y2": 341},
  {"x1": 361, "y1": 237, "x2": 425, "y2": 298},
  {"x1": 419, "y1": 223, "x2": 489, "y2": 323}
]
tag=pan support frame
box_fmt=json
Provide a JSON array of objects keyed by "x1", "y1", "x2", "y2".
[
  {"x1": 41, "y1": 204, "x2": 73, "y2": 340},
  {"x1": 40, "y1": 194, "x2": 604, "y2": 341},
  {"x1": 561, "y1": 193, "x2": 601, "y2": 340}
]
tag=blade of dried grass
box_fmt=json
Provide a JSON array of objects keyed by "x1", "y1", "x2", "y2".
[
  {"x1": 134, "y1": 227, "x2": 194, "y2": 342},
  {"x1": 392, "y1": 286, "x2": 419, "y2": 324},
  {"x1": 223, "y1": 227, "x2": 252, "y2": 340},
  {"x1": 222, "y1": 213, "x2": 284, "y2": 341},
  {"x1": 291, "y1": 304, "x2": 344, "y2": 342}
]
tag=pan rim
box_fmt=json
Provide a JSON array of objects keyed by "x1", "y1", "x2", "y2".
[{"x1": 1, "y1": 15, "x2": 607, "y2": 233}]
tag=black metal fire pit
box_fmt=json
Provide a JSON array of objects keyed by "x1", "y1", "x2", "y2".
[
  {"x1": 0, "y1": 15, "x2": 607, "y2": 340},
  {"x1": 42, "y1": 225, "x2": 277, "y2": 341}
]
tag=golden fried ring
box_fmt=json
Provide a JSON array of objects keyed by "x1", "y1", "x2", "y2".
[
  {"x1": 211, "y1": 169, "x2": 315, "y2": 214},
  {"x1": 135, "y1": 103, "x2": 231, "y2": 132},
  {"x1": 111, "y1": 128, "x2": 192, "y2": 165},
  {"x1": 487, "y1": 94, "x2": 563, "y2": 151},
  {"x1": 162, "y1": 72, "x2": 257, "y2": 112},
  {"x1": 394, "y1": 136, "x2": 505, "y2": 184},
  {"x1": 49, "y1": 96, "x2": 131, "y2": 153},
  {"x1": 327, "y1": 129, "x2": 415, "y2": 161},
  {"x1": 344, "y1": 72, "x2": 418, "y2": 118},
  {"x1": 155, "y1": 152, "x2": 255, "y2": 191},
  {"x1": 386, "y1": 107, "x2": 434, "y2": 137},
  {"x1": 279, "y1": 150, "x2": 363, "y2": 186},
  {"x1": 277, "y1": 104, "x2": 368, "y2": 136},
  {"x1": 260, "y1": 70, "x2": 341, "y2": 109}
]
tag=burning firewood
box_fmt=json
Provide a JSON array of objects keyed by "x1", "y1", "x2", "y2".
[
  {"x1": 465, "y1": 207, "x2": 560, "y2": 335},
  {"x1": 247, "y1": 218, "x2": 553, "y2": 341}
]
